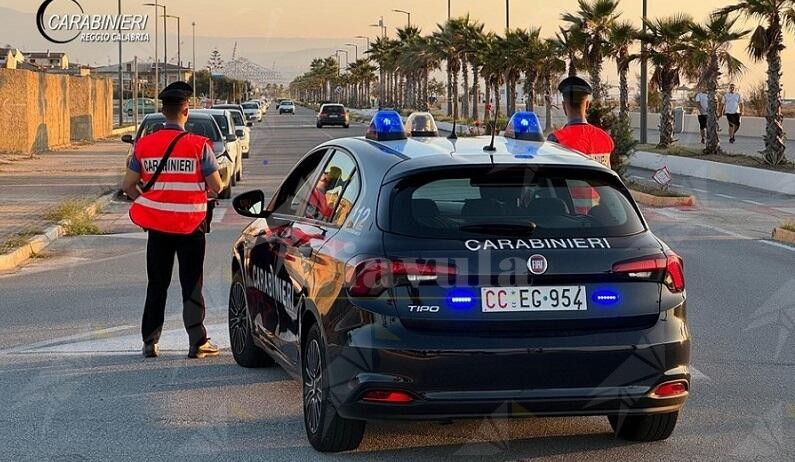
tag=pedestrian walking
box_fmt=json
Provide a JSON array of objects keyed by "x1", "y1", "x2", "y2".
[
  {"x1": 723, "y1": 83, "x2": 743, "y2": 144},
  {"x1": 694, "y1": 89, "x2": 709, "y2": 144},
  {"x1": 547, "y1": 76, "x2": 615, "y2": 214},
  {"x1": 121, "y1": 81, "x2": 224, "y2": 359}
]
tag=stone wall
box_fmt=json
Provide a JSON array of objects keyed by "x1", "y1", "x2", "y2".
[{"x1": 0, "y1": 69, "x2": 112, "y2": 154}]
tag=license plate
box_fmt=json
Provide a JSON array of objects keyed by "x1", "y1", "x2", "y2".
[
  {"x1": 481, "y1": 286, "x2": 587, "y2": 312},
  {"x1": 329, "y1": 114, "x2": 338, "y2": 118}
]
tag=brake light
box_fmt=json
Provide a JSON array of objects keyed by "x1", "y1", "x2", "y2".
[
  {"x1": 612, "y1": 251, "x2": 684, "y2": 293},
  {"x1": 651, "y1": 380, "x2": 688, "y2": 398},
  {"x1": 347, "y1": 258, "x2": 456, "y2": 297},
  {"x1": 360, "y1": 390, "x2": 414, "y2": 403}
]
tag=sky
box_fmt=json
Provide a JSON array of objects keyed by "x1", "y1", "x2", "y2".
[{"x1": 2, "y1": 0, "x2": 794, "y2": 93}]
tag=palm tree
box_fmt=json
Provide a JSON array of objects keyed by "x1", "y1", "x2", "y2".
[
  {"x1": 609, "y1": 20, "x2": 639, "y2": 119},
  {"x1": 467, "y1": 30, "x2": 487, "y2": 120},
  {"x1": 717, "y1": 1, "x2": 795, "y2": 165},
  {"x1": 637, "y1": 14, "x2": 694, "y2": 148},
  {"x1": 561, "y1": 0, "x2": 621, "y2": 101},
  {"x1": 432, "y1": 19, "x2": 465, "y2": 119},
  {"x1": 516, "y1": 27, "x2": 544, "y2": 112},
  {"x1": 479, "y1": 32, "x2": 506, "y2": 119},
  {"x1": 538, "y1": 39, "x2": 567, "y2": 132},
  {"x1": 554, "y1": 26, "x2": 583, "y2": 78},
  {"x1": 687, "y1": 14, "x2": 749, "y2": 155},
  {"x1": 459, "y1": 16, "x2": 485, "y2": 120},
  {"x1": 503, "y1": 28, "x2": 527, "y2": 114}
]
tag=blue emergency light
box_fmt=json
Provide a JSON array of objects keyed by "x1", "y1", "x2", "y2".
[
  {"x1": 592, "y1": 289, "x2": 621, "y2": 306},
  {"x1": 366, "y1": 110, "x2": 407, "y2": 141},
  {"x1": 503, "y1": 111, "x2": 544, "y2": 142}
]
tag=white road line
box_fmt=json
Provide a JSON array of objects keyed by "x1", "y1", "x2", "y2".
[
  {"x1": 742, "y1": 199, "x2": 765, "y2": 206},
  {"x1": 697, "y1": 223, "x2": 752, "y2": 240},
  {"x1": 692, "y1": 188, "x2": 709, "y2": 193},
  {"x1": 759, "y1": 240, "x2": 795, "y2": 252},
  {"x1": 714, "y1": 193, "x2": 736, "y2": 199},
  {"x1": 671, "y1": 183, "x2": 684, "y2": 188},
  {"x1": 0, "y1": 325, "x2": 135, "y2": 355},
  {"x1": 212, "y1": 207, "x2": 227, "y2": 223}
]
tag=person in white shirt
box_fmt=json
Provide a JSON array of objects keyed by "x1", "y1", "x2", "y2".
[
  {"x1": 694, "y1": 90, "x2": 709, "y2": 144},
  {"x1": 723, "y1": 83, "x2": 743, "y2": 144}
]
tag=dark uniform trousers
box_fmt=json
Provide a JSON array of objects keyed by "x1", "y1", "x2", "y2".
[{"x1": 142, "y1": 229, "x2": 208, "y2": 347}]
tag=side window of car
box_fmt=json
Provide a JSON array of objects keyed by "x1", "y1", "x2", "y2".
[
  {"x1": 304, "y1": 150, "x2": 359, "y2": 224},
  {"x1": 269, "y1": 150, "x2": 328, "y2": 216}
]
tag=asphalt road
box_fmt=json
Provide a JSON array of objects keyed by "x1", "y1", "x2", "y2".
[{"x1": 1, "y1": 105, "x2": 793, "y2": 461}]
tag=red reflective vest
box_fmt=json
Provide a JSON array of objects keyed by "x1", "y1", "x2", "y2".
[
  {"x1": 129, "y1": 129, "x2": 210, "y2": 234},
  {"x1": 550, "y1": 123, "x2": 615, "y2": 214}
]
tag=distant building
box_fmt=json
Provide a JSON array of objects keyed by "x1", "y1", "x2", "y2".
[
  {"x1": 0, "y1": 47, "x2": 25, "y2": 69},
  {"x1": 24, "y1": 51, "x2": 69, "y2": 69},
  {"x1": 93, "y1": 61, "x2": 193, "y2": 90}
]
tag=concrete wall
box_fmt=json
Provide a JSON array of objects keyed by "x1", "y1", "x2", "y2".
[{"x1": 0, "y1": 68, "x2": 112, "y2": 154}]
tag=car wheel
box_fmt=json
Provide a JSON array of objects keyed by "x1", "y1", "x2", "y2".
[
  {"x1": 303, "y1": 323, "x2": 365, "y2": 452},
  {"x1": 229, "y1": 271, "x2": 274, "y2": 368},
  {"x1": 608, "y1": 411, "x2": 679, "y2": 441},
  {"x1": 343, "y1": 124, "x2": 350, "y2": 129},
  {"x1": 236, "y1": 165, "x2": 242, "y2": 183},
  {"x1": 317, "y1": 123, "x2": 322, "y2": 128}
]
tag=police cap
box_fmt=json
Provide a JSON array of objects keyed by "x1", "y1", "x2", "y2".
[
  {"x1": 158, "y1": 81, "x2": 193, "y2": 105},
  {"x1": 558, "y1": 76, "x2": 592, "y2": 102}
]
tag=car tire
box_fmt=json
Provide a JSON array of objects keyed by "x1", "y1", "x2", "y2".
[
  {"x1": 317, "y1": 123, "x2": 322, "y2": 129},
  {"x1": 229, "y1": 271, "x2": 274, "y2": 368},
  {"x1": 343, "y1": 124, "x2": 350, "y2": 129},
  {"x1": 608, "y1": 411, "x2": 678, "y2": 442},
  {"x1": 242, "y1": 150, "x2": 250, "y2": 159},
  {"x1": 236, "y1": 165, "x2": 242, "y2": 183},
  {"x1": 219, "y1": 185, "x2": 232, "y2": 199},
  {"x1": 303, "y1": 323, "x2": 366, "y2": 452}
]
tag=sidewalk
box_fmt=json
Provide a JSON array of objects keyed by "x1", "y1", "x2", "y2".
[
  {"x1": 632, "y1": 128, "x2": 795, "y2": 162},
  {"x1": 0, "y1": 141, "x2": 128, "y2": 253}
]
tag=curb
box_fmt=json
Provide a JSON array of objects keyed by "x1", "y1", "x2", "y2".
[
  {"x1": 630, "y1": 150, "x2": 795, "y2": 195},
  {"x1": 0, "y1": 191, "x2": 117, "y2": 272},
  {"x1": 630, "y1": 189, "x2": 697, "y2": 208},
  {"x1": 772, "y1": 227, "x2": 795, "y2": 245}
]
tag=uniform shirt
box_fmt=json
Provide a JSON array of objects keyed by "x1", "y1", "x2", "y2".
[
  {"x1": 694, "y1": 93, "x2": 709, "y2": 115},
  {"x1": 723, "y1": 92, "x2": 741, "y2": 115},
  {"x1": 128, "y1": 123, "x2": 219, "y2": 176},
  {"x1": 546, "y1": 117, "x2": 586, "y2": 143}
]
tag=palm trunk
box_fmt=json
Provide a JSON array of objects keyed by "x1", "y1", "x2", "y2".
[
  {"x1": 524, "y1": 68, "x2": 538, "y2": 112},
  {"x1": 764, "y1": 35, "x2": 786, "y2": 165},
  {"x1": 472, "y1": 65, "x2": 480, "y2": 121},
  {"x1": 462, "y1": 57, "x2": 470, "y2": 120},
  {"x1": 705, "y1": 54, "x2": 721, "y2": 155},
  {"x1": 658, "y1": 81, "x2": 675, "y2": 148},
  {"x1": 508, "y1": 75, "x2": 517, "y2": 115},
  {"x1": 590, "y1": 52, "x2": 603, "y2": 102},
  {"x1": 452, "y1": 70, "x2": 460, "y2": 123},
  {"x1": 447, "y1": 62, "x2": 453, "y2": 116},
  {"x1": 484, "y1": 81, "x2": 491, "y2": 120},
  {"x1": 543, "y1": 72, "x2": 553, "y2": 133},
  {"x1": 617, "y1": 55, "x2": 629, "y2": 118},
  {"x1": 568, "y1": 53, "x2": 577, "y2": 77}
]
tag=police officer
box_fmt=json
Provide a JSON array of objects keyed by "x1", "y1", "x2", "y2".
[
  {"x1": 122, "y1": 82, "x2": 223, "y2": 359},
  {"x1": 548, "y1": 77, "x2": 615, "y2": 214}
]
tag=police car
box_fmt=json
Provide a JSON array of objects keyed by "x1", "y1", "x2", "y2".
[{"x1": 227, "y1": 111, "x2": 690, "y2": 452}]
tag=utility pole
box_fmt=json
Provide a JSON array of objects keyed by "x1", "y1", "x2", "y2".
[
  {"x1": 192, "y1": 21, "x2": 196, "y2": 106},
  {"x1": 118, "y1": 0, "x2": 123, "y2": 127},
  {"x1": 133, "y1": 56, "x2": 139, "y2": 127},
  {"x1": 163, "y1": 4, "x2": 168, "y2": 86},
  {"x1": 392, "y1": 9, "x2": 410, "y2": 27},
  {"x1": 640, "y1": 0, "x2": 648, "y2": 144},
  {"x1": 448, "y1": 0, "x2": 451, "y2": 19},
  {"x1": 164, "y1": 14, "x2": 181, "y2": 81},
  {"x1": 506, "y1": 0, "x2": 510, "y2": 29}
]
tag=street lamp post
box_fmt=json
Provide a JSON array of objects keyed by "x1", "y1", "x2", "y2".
[
  {"x1": 142, "y1": 1, "x2": 163, "y2": 108},
  {"x1": 354, "y1": 35, "x2": 370, "y2": 51},
  {"x1": 143, "y1": 2, "x2": 166, "y2": 89},
  {"x1": 506, "y1": 0, "x2": 510, "y2": 29},
  {"x1": 192, "y1": 21, "x2": 196, "y2": 106},
  {"x1": 640, "y1": 0, "x2": 648, "y2": 144},
  {"x1": 336, "y1": 49, "x2": 349, "y2": 68},
  {"x1": 392, "y1": 9, "x2": 410, "y2": 27},
  {"x1": 164, "y1": 14, "x2": 181, "y2": 82},
  {"x1": 344, "y1": 43, "x2": 358, "y2": 61},
  {"x1": 118, "y1": 0, "x2": 123, "y2": 127}
]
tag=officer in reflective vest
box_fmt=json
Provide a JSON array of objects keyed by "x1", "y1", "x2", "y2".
[
  {"x1": 122, "y1": 82, "x2": 224, "y2": 359},
  {"x1": 547, "y1": 76, "x2": 615, "y2": 215}
]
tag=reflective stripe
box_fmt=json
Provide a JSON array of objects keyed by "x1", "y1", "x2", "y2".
[
  {"x1": 135, "y1": 196, "x2": 207, "y2": 213},
  {"x1": 148, "y1": 182, "x2": 206, "y2": 192}
]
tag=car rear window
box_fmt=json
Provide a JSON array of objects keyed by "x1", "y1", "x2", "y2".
[
  {"x1": 386, "y1": 167, "x2": 645, "y2": 239},
  {"x1": 323, "y1": 105, "x2": 344, "y2": 114},
  {"x1": 281, "y1": 101, "x2": 293, "y2": 105},
  {"x1": 242, "y1": 103, "x2": 258, "y2": 109},
  {"x1": 211, "y1": 114, "x2": 230, "y2": 133},
  {"x1": 138, "y1": 116, "x2": 222, "y2": 142},
  {"x1": 230, "y1": 111, "x2": 244, "y2": 125}
]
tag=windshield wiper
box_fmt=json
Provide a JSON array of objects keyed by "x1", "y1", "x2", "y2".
[{"x1": 459, "y1": 223, "x2": 537, "y2": 236}]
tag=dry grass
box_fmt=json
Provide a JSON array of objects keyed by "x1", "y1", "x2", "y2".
[
  {"x1": 781, "y1": 221, "x2": 795, "y2": 233},
  {"x1": 0, "y1": 231, "x2": 41, "y2": 254},
  {"x1": 44, "y1": 200, "x2": 102, "y2": 236},
  {"x1": 626, "y1": 180, "x2": 689, "y2": 198}
]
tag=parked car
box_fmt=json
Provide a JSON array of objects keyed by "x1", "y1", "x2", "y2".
[
  {"x1": 316, "y1": 103, "x2": 350, "y2": 128},
  {"x1": 213, "y1": 104, "x2": 252, "y2": 158},
  {"x1": 194, "y1": 109, "x2": 244, "y2": 185},
  {"x1": 124, "y1": 98, "x2": 157, "y2": 116},
  {"x1": 241, "y1": 102, "x2": 263, "y2": 122},
  {"x1": 121, "y1": 112, "x2": 236, "y2": 199}
]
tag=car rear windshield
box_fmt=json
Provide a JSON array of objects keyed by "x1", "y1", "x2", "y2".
[
  {"x1": 322, "y1": 105, "x2": 344, "y2": 114},
  {"x1": 242, "y1": 103, "x2": 258, "y2": 109},
  {"x1": 281, "y1": 101, "x2": 293, "y2": 105},
  {"x1": 138, "y1": 116, "x2": 222, "y2": 142},
  {"x1": 230, "y1": 111, "x2": 245, "y2": 125},
  {"x1": 386, "y1": 166, "x2": 645, "y2": 239},
  {"x1": 211, "y1": 114, "x2": 230, "y2": 133}
]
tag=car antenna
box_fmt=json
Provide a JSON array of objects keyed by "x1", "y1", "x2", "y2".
[
  {"x1": 447, "y1": 107, "x2": 458, "y2": 140},
  {"x1": 483, "y1": 104, "x2": 497, "y2": 152}
]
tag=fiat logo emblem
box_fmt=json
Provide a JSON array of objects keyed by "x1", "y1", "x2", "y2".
[{"x1": 527, "y1": 254, "x2": 548, "y2": 275}]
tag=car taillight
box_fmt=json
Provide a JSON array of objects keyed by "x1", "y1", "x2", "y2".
[
  {"x1": 360, "y1": 390, "x2": 414, "y2": 403},
  {"x1": 612, "y1": 250, "x2": 684, "y2": 293},
  {"x1": 347, "y1": 258, "x2": 456, "y2": 297}
]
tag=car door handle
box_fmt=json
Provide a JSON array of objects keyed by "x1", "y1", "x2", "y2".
[{"x1": 297, "y1": 245, "x2": 313, "y2": 258}]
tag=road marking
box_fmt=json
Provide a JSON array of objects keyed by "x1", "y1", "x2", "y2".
[
  {"x1": 0, "y1": 325, "x2": 136, "y2": 355},
  {"x1": 212, "y1": 207, "x2": 227, "y2": 223},
  {"x1": 714, "y1": 193, "x2": 736, "y2": 199},
  {"x1": 697, "y1": 223, "x2": 752, "y2": 240},
  {"x1": 759, "y1": 240, "x2": 795, "y2": 252},
  {"x1": 692, "y1": 188, "x2": 709, "y2": 193},
  {"x1": 671, "y1": 183, "x2": 684, "y2": 188},
  {"x1": 100, "y1": 232, "x2": 148, "y2": 239},
  {"x1": 742, "y1": 199, "x2": 765, "y2": 206},
  {"x1": 773, "y1": 207, "x2": 795, "y2": 215}
]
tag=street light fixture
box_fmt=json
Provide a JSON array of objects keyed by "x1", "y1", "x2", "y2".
[
  {"x1": 640, "y1": 0, "x2": 648, "y2": 144},
  {"x1": 369, "y1": 17, "x2": 386, "y2": 37},
  {"x1": 142, "y1": 2, "x2": 166, "y2": 88},
  {"x1": 142, "y1": 1, "x2": 162, "y2": 106},
  {"x1": 354, "y1": 35, "x2": 370, "y2": 51},
  {"x1": 344, "y1": 43, "x2": 358, "y2": 61},
  {"x1": 336, "y1": 49, "x2": 349, "y2": 68},
  {"x1": 164, "y1": 13, "x2": 181, "y2": 82},
  {"x1": 392, "y1": 9, "x2": 411, "y2": 27}
]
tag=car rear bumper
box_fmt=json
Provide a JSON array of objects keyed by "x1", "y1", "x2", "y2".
[
  {"x1": 325, "y1": 307, "x2": 690, "y2": 421},
  {"x1": 318, "y1": 117, "x2": 348, "y2": 125}
]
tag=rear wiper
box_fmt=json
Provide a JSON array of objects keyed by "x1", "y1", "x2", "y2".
[{"x1": 459, "y1": 223, "x2": 537, "y2": 236}]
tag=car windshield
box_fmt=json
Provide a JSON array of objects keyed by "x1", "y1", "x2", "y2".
[
  {"x1": 242, "y1": 103, "x2": 258, "y2": 109},
  {"x1": 211, "y1": 114, "x2": 230, "y2": 133},
  {"x1": 386, "y1": 167, "x2": 645, "y2": 239},
  {"x1": 230, "y1": 111, "x2": 244, "y2": 126},
  {"x1": 138, "y1": 116, "x2": 222, "y2": 142}
]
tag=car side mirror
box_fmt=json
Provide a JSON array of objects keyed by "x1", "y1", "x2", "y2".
[
  {"x1": 226, "y1": 133, "x2": 237, "y2": 143},
  {"x1": 233, "y1": 190, "x2": 270, "y2": 218},
  {"x1": 235, "y1": 129, "x2": 245, "y2": 138},
  {"x1": 121, "y1": 134, "x2": 134, "y2": 144}
]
